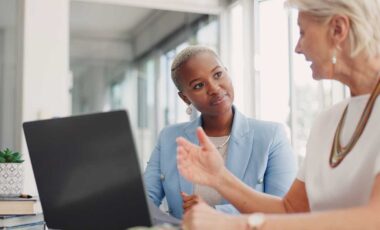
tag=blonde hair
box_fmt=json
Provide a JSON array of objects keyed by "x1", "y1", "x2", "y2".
[
  {"x1": 171, "y1": 45, "x2": 220, "y2": 91},
  {"x1": 285, "y1": 0, "x2": 380, "y2": 58}
]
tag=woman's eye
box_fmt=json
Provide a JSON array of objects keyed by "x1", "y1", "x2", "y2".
[
  {"x1": 193, "y1": 82, "x2": 204, "y2": 89},
  {"x1": 214, "y1": 71, "x2": 223, "y2": 79}
]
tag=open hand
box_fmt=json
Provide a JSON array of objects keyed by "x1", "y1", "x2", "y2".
[{"x1": 176, "y1": 127, "x2": 225, "y2": 188}]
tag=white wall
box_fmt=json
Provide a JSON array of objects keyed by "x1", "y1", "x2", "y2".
[
  {"x1": 0, "y1": 0, "x2": 23, "y2": 152},
  {"x1": 22, "y1": 0, "x2": 71, "y2": 195}
]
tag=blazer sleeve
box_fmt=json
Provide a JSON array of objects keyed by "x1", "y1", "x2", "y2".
[
  {"x1": 144, "y1": 130, "x2": 165, "y2": 207},
  {"x1": 264, "y1": 124, "x2": 297, "y2": 196}
]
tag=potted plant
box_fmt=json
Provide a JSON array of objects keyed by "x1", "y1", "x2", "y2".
[{"x1": 0, "y1": 148, "x2": 24, "y2": 197}]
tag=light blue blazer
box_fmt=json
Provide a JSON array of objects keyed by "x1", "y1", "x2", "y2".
[{"x1": 144, "y1": 107, "x2": 297, "y2": 219}]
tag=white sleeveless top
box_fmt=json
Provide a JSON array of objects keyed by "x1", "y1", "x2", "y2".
[{"x1": 298, "y1": 95, "x2": 380, "y2": 211}]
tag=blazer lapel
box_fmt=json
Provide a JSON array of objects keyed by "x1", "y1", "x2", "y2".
[
  {"x1": 178, "y1": 117, "x2": 201, "y2": 194},
  {"x1": 225, "y1": 108, "x2": 253, "y2": 180},
  {"x1": 178, "y1": 108, "x2": 253, "y2": 194}
]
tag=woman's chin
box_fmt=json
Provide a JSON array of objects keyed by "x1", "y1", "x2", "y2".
[
  {"x1": 213, "y1": 101, "x2": 233, "y2": 115},
  {"x1": 311, "y1": 74, "x2": 321, "y2": 80},
  {"x1": 312, "y1": 72, "x2": 327, "y2": 81}
]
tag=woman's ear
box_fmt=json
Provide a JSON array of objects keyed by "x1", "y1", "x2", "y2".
[
  {"x1": 178, "y1": 92, "x2": 191, "y2": 105},
  {"x1": 329, "y1": 15, "x2": 350, "y2": 46}
]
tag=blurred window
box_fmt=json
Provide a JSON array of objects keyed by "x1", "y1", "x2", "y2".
[
  {"x1": 256, "y1": 0, "x2": 346, "y2": 159},
  {"x1": 229, "y1": 3, "x2": 245, "y2": 110}
]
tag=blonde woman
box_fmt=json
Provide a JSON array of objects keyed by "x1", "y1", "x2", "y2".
[{"x1": 176, "y1": 0, "x2": 380, "y2": 229}]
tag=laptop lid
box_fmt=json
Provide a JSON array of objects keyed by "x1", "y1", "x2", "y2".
[{"x1": 23, "y1": 111, "x2": 152, "y2": 229}]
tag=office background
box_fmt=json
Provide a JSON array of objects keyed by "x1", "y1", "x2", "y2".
[{"x1": 0, "y1": 0, "x2": 347, "y2": 195}]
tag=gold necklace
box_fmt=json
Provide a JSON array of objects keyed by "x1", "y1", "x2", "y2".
[{"x1": 329, "y1": 77, "x2": 380, "y2": 168}]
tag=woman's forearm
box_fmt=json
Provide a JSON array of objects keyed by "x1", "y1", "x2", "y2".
[
  {"x1": 214, "y1": 167, "x2": 288, "y2": 214},
  {"x1": 260, "y1": 205, "x2": 380, "y2": 230}
]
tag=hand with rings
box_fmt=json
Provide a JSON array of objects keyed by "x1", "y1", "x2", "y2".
[{"x1": 181, "y1": 192, "x2": 207, "y2": 213}]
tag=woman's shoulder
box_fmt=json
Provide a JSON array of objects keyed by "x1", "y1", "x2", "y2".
[
  {"x1": 242, "y1": 118, "x2": 288, "y2": 140},
  {"x1": 234, "y1": 109, "x2": 282, "y2": 129},
  {"x1": 247, "y1": 118, "x2": 285, "y2": 131},
  {"x1": 158, "y1": 120, "x2": 195, "y2": 136},
  {"x1": 308, "y1": 98, "x2": 351, "y2": 140},
  {"x1": 315, "y1": 98, "x2": 351, "y2": 123}
]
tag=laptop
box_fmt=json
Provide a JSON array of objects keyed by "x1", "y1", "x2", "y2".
[{"x1": 23, "y1": 111, "x2": 178, "y2": 229}]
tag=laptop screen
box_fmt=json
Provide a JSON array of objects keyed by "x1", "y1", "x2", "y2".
[{"x1": 23, "y1": 111, "x2": 152, "y2": 229}]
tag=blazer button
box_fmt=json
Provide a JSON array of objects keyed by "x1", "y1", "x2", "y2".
[
  {"x1": 160, "y1": 173, "x2": 165, "y2": 181},
  {"x1": 257, "y1": 178, "x2": 264, "y2": 184}
]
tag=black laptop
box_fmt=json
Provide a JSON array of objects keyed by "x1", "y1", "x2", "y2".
[{"x1": 23, "y1": 111, "x2": 166, "y2": 229}]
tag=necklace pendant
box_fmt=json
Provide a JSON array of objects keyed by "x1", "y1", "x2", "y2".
[
  {"x1": 214, "y1": 135, "x2": 231, "y2": 151},
  {"x1": 332, "y1": 153, "x2": 340, "y2": 164}
]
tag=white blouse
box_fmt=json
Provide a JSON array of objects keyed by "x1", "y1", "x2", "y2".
[{"x1": 298, "y1": 95, "x2": 380, "y2": 211}]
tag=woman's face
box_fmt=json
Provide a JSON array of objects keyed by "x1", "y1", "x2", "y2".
[
  {"x1": 295, "y1": 12, "x2": 334, "y2": 80},
  {"x1": 177, "y1": 52, "x2": 234, "y2": 117}
]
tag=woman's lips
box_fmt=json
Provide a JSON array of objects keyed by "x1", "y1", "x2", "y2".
[{"x1": 210, "y1": 94, "x2": 227, "y2": 106}]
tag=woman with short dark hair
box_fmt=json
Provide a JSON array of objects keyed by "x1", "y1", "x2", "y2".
[{"x1": 144, "y1": 45, "x2": 297, "y2": 219}]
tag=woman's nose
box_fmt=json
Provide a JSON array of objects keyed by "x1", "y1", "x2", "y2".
[
  {"x1": 207, "y1": 81, "x2": 221, "y2": 95},
  {"x1": 295, "y1": 40, "x2": 302, "y2": 54}
]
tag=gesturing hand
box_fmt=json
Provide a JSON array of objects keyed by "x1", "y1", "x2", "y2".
[
  {"x1": 176, "y1": 127, "x2": 225, "y2": 188},
  {"x1": 181, "y1": 192, "x2": 207, "y2": 213}
]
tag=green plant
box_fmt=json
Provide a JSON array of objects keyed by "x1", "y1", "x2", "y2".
[{"x1": 0, "y1": 148, "x2": 24, "y2": 163}]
